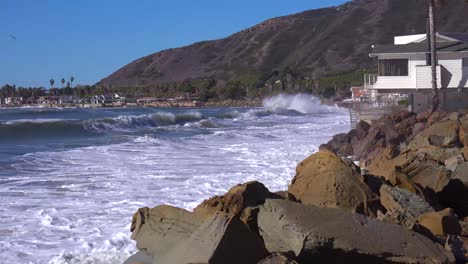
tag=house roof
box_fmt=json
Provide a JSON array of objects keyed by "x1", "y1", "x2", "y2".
[{"x1": 370, "y1": 41, "x2": 468, "y2": 56}]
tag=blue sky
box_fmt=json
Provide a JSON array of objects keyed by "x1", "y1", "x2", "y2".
[{"x1": 1, "y1": 0, "x2": 347, "y2": 87}]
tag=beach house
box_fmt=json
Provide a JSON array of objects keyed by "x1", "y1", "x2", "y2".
[{"x1": 367, "y1": 32, "x2": 468, "y2": 112}]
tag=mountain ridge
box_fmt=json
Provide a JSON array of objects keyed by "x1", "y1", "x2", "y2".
[{"x1": 97, "y1": 0, "x2": 468, "y2": 91}]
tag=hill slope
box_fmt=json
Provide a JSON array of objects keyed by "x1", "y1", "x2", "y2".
[{"x1": 98, "y1": 0, "x2": 468, "y2": 88}]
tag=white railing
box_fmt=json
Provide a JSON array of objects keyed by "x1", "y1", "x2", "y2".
[{"x1": 364, "y1": 74, "x2": 378, "y2": 89}]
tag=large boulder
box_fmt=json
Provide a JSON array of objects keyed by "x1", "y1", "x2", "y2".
[
  {"x1": 288, "y1": 150, "x2": 377, "y2": 216},
  {"x1": 417, "y1": 209, "x2": 462, "y2": 236},
  {"x1": 368, "y1": 150, "x2": 451, "y2": 193},
  {"x1": 157, "y1": 212, "x2": 269, "y2": 264},
  {"x1": 408, "y1": 119, "x2": 460, "y2": 149},
  {"x1": 258, "y1": 199, "x2": 455, "y2": 264},
  {"x1": 130, "y1": 205, "x2": 205, "y2": 258},
  {"x1": 378, "y1": 184, "x2": 434, "y2": 228},
  {"x1": 194, "y1": 181, "x2": 281, "y2": 218}
]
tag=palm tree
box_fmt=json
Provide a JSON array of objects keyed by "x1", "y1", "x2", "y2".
[
  {"x1": 70, "y1": 76, "x2": 75, "y2": 88},
  {"x1": 61, "y1": 78, "x2": 65, "y2": 88},
  {"x1": 49, "y1": 79, "x2": 55, "y2": 88},
  {"x1": 429, "y1": 0, "x2": 467, "y2": 111}
]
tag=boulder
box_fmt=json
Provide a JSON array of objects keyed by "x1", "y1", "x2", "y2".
[
  {"x1": 444, "y1": 155, "x2": 465, "y2": 173},
  {"x1": 123, "y1": 252, "x2": 152, "y2": 264},
  {"x1": 379, "y1": 185, "x2": 434, "y2": 228},
  {"x1": 461, "y1": 218, "x2": 468, "y2": 237},
  {"x1": 368, "y1": 150, "x2": 451, "y2": 193},
  {"x1": 288, "y1": 150, "x2": 377, "y2": 216},
  {"x1": 460, "y1": 116, "x2": 468, "y2": 147},
  {"x1": 257, "y1": 253, "x2": 299, "y2": 264},
  {"x1": 416, "y1": 146, "x2": 462, "y2": 163},
  {"x1": 409, "y1": 119, "x2": 460, "y2": 149},
  {"x1": 194, "y1": 181, "x2": 281, "y2": 218},
  {"x1": 130, "y1": 205, "x2": 205, "y2": 258},
  {"x1": 438, "y1": 180, "x2": 468, "y2": 218},
  {"x1": 444, "y1": 235, "x2": 467, "y2": 263},
  {"x1": 453, "y1": 162, "x2": 468, "y2": 188},
  {"x1": 417, "y1": 208, "x2": 462, "y2": 236},
  {"x1": 157, "y1": 212, "x2": 269, "y2": 264},
  {"x1": 258, "y1": 199, "x2": 455, "y2": 264}
]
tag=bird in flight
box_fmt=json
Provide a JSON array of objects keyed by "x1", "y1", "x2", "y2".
[{"x1": 9, "y1": 34, "x2": 17, "y2": 40}]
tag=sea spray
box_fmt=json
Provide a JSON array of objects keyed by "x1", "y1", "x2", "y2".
[{"x1": 262, "y1": 94, "x2": 342, "y2": 114}]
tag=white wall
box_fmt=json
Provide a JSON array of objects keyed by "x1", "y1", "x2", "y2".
[{"x1": 373, "y1": 53, "x2": 468, "y2": 90}]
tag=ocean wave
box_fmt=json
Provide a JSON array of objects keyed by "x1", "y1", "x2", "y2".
[
  {"x1": 0, "y1": 120, "x2": 91, "y2": 140},
  {"x1": 262, "y1": 93, "x2": 344, "y2": 114}
]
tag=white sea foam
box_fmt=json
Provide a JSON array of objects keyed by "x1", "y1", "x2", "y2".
[
  {"x1": 263, "y1": 93, "x2": 343, "y2": 114},
  {"x1": 0, "y1": 98, "x2": 350, "y2": 263}
]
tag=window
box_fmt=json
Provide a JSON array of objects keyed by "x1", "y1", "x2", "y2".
[
  {"x1": 463, "y1": 58, "x2": 468, "y2": 67},
  {"x1": 378, "y1": 59, "x2": 409, "y2": 76}
]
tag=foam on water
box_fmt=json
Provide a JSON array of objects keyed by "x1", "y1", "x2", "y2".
[{"x1": 0, "y1": 94, "x2": 350, "y2": 263}]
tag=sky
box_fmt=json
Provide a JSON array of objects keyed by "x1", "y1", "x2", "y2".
[{"x1": 1, "y1": 0, "x2": 348, "y2": 88}]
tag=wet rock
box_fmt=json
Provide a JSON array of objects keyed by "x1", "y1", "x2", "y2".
[
  {"x1": 157, "y1": 212, "x2": 268, "y2": 264},
  {"x1": 379, "y1": 185, "x2": 434, "y2": 228},
  {"x1": 257, "y1": 253, "x2": 299, "y2": 264},
  {"x1": 130, "y1": 205, "x2": 205, "y2": 258},
  {"x1": 258, "y1": 199, "x2": 455, "y2": 264},
  {"x1": 417, "y1": 208, "x2": 462, "y2": 236},
  {"x1": 194, "y1": 181, "x2": 281, "y2": 218},
  {"x1": 288, "y1": 150, "x2": 377, "y2": 216}
]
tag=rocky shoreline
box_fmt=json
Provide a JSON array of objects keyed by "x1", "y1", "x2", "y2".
[{"x1": 125, "y1": 110, "x2": 468, "y2": 264}]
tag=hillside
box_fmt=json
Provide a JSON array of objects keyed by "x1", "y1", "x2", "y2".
[{"x1": 98, "y1": 0, "x2": 468, "y2": 96}]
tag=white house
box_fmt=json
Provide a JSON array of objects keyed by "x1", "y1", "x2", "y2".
[{"x1": 368, "y1": 32, "x2": 468, "y2": 112}]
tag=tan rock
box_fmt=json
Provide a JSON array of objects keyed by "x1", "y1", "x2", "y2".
[
  {"x1": 130, "y1": 205, "x2": 205, "y2": 258},
  {"x1": 258, "y1": 199, "x2": 455, "y2": 264},
  {"x1": 417, "y1": 208, "x2": 462, "y2": 236},
  {"x1": 445, "y1": 155, "x2": 465, "y2": 173},
  {"x1": 409, "y1": 119, "x2": 460, "y2": 149},
  {"x1": 288, "y1": 150, "x2": 376, "y2": 216},
  {"x1": 157, "y1": 212, "x2": 268, "y2": 264},
  {"x1": 194, "y1": 181, "x2": 281, "y2": 218},
  {"x1": 460, "y1": 116, "x2": 468, "y2": 147}
]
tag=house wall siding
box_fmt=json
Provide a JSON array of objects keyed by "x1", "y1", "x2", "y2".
[{"x1": 374, "y1": 53, "x2": 468, "y2": 90}]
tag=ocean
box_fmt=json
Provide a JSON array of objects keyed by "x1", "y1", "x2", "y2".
[{"x1": 0, "y1": 94, "x2": 350, "y2": 264}]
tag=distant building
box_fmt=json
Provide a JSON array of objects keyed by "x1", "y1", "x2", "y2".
[
  {"x1": 0, "y1": 98, "x2": 5, "y2": 105},
  {"x1": 5, "y1": 97, "x2": 23, "y2": 105},
  {"x1": 59, "y1": 96, "x2": 75, "y2": 104},
  {"x1": 91, "y1": 95, "x2": 113, "y2": 105},
  {"x1": 367, "y1": 32, "x2": 468, "y2": 112}
]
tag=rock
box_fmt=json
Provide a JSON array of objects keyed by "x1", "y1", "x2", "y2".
[
  {"x1": 413, "y1": 122, "x2": 428, "y2": 137},
  {"x1": 368, "y1": 150, "x2": 451, "y2": 193},
  {"x1": 379, "y1": 185, "x2": 434, "y2": 228},
  {"x1": 464, "y1": 146, "x2": 468, "y2": 161},
  {"x1": 417, "y1": 209, "x2": 462, "y2": 236},
  {"x1": 258, "y1": 199, "x2": 455, "y2": 264},
  {"x1": 453, "y1": 162, "x2": 468, "y2": 188},
  {"x1": 444, "y1": 235, "x2": 467, "y2": 263},
  {"x1": 461, "y1": 218, "x2": 468, "y2": 237},
  {"x1": 257, "y1": 253, "x2": 299, "y2": 264},
  {"x1": 445, "y1": 155, "x2": 465, "y2": 173},
  {"x1": 409, "y1": 119, "x2": 460, "y2": 149},
  {"x1": 288, "y1": 150, "x2": 377, "y2": 216},
  {"x1": 417, "y1": 146, "x2": 463, "y2": 163},
  {"x1": 157, "y1": 212, "x2": 268, "y2": 264},
  {"x1": 460, "y1": 116, "x2": 468, "y2": 147},
  {"x1": 130, "y1": 205, "x2": 205, "y2": 258},
  {"x1": 123, "y1": 252, "x2": 152, "y2": 264},
  {"x1": 428, "y1": 112, "x2": 448, "y2": 126},
  {"x1": 194, "y1": 181, "x2": 281, "y2": 217}
]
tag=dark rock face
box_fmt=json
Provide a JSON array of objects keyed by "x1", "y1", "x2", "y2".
[
  {"x1": 98, "y1": 0, "x2": 468, "y2": 88},
  {"x1": 258, "y1": 199, "x2": 455, "y2": 264},
  {"x1": 257, "y1": 253, "x2": 299, "y2": 264}
]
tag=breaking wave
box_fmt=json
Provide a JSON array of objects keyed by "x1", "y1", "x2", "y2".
[{"x1": 263, "y1": 94, "x2": 342, "y2": 114}]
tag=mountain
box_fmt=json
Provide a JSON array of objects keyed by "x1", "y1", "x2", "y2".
[{"x1": 98, "y1": 0, "x2": 468, "y2": 90}]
